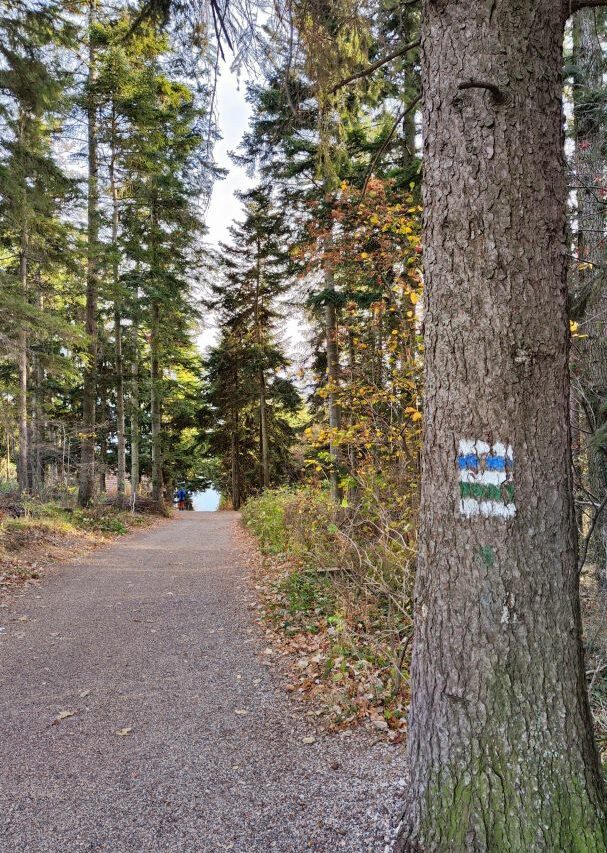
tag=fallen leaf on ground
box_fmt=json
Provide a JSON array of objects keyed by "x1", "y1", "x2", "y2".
[
  {"x1": 79, "y1": 689, "x2": 90, "y2": 698},
  {"x1": 53, "y1": 710, "x2": 75, "y2": 724},
  {"x1": 115, "y1": 727, "x2": 133, "y2": 736},
  {"x1": 234, "y1": 709, "x2": 249, "y2": 715},
  {"x1": 302, "y1": 736, "x2": 316, "y2": 744}
]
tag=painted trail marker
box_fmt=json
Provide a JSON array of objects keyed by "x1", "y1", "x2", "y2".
[{"x1": 458, "y1": 439, "x2": 515, "y2": 520}]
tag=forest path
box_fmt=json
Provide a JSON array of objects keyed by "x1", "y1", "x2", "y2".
[{"x1": 0, "y1": 512, "x2": 404, "y2": 853}]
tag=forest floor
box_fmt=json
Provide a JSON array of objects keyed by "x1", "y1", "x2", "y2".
[{"x1": 0, "y1": 511, "x2": 405, "y2": 853}]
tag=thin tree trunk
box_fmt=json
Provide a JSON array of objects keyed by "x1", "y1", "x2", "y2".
[
  {"x1": 17, "y1": 229, "x2": 28, "y2": 495},
  {"x1": 231, "y1": 426, "x2": 241, "y2": 510},
  {"x1": 130, "y1": 311, "x2": 140, "y2": 499},
  {"x1": 150, "y1": 300, "x2": 163, "y2": 503},
  {"x1": 253, "y1": 241, "x2": 270, "y2": 490},
  {"x1": 97, "y1": 352, "x2": 107, "y2": 494},
  {"x1": 325, "y1": 271, "x2": 342, "y2": 503},
  {"x1": 397, "y1": 2, "x2": 607, "y2": 848},
  {"x1": 110, "y1": 107, "x2": 126, "y2": 496},
  {"x1": 259, "y1": 370, "x2": 270, "y2": 489},
  {"x1": 78, "y1": 0, "x2": 99, "y2": 507},
  {"x1": 32, "y1": 348, "x2": 44, "y2": 494}
]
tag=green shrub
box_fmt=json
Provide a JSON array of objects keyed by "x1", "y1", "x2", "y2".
[
  {"x1": 241, "y1": 488, "x2": 292, "y2": 553},
  {"x1": 280, "y1": 570, "x2": 336, "y2": 618},
  {"x1": 71, "y1": 509, "x2": 128, "y2": 535}
]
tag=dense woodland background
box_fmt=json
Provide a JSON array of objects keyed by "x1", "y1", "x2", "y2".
[{"x1": 3, "y1": 0, "x2": 607, "y2": 844}]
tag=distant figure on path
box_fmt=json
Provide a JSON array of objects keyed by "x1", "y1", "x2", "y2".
[{"x1": 176, "y1": 486, "x2": 187, "y2": 511}]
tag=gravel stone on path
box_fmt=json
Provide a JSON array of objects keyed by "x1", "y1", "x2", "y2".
[{"x1": 0, "y1": 512, "x2": 406, "y2": 852}]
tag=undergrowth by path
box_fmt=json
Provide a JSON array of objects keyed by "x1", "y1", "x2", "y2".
[
  {"x1": 0, "y1": 499, "x2": 165, "y2": 598},
  {"x1": 243, "y1": 488, "x2": 607, "y2": 766},
  {"x1": 241, "y1": 488, "x2": 412, "y2": 742}
]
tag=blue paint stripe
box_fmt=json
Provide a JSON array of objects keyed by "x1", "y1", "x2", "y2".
[{"x1": 457, "y1": 455, "x2": 507, "y2": 472}]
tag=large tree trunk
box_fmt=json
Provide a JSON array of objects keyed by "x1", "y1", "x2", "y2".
[
  {"x1": 573, "y1": 9, "x2": 607, "y2": 582},
  {"x1": 110, "y1": 107, "x2": 126, "y2": 497},
  {"x1": 78, "y1": 0, "x2": 99, "y2": 508},
  {"x1": 150, "y1": 300, "x2": 163, "y2": 504},
  {"x1": 397, "y1": 1, "x2": 607, "y2": 849}
]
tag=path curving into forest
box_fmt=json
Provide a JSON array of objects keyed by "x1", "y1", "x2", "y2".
[{"x1": 0, "y1": 512, "x2": 405, "y2": 853}]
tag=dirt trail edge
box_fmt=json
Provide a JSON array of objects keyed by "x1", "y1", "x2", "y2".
[{"x1": 0, "y1": 512, "x2": 405, "y2": 853}]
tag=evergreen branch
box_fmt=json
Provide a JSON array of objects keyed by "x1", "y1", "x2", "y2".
[
  {"x1": 330, "y1": 39, "x2": 421, "y2": 94},
  {"x1": 361, "y1": 95, "x2": 421, "y2": 198}
]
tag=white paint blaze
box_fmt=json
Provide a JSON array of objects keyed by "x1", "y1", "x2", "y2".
[
  {"x1": 458, "y1": 439, "x2": 516, "y2": 520},
  {"x1": 459, "y1": 469, "x2": 506, "y2": 486},
  {"x1": 460, "y1": 498, "x2": 516, "y2": 520}
]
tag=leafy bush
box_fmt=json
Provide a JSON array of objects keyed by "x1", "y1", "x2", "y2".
[
  {"x1": 70, "y1": 509, "x2": 128, "y2": 535},
  {"x1": 243, "y1": 482, "x2": 417, "y2": 731},
  {"x1": 241, "y1": 488, "x2": 293, "y2": 553}
]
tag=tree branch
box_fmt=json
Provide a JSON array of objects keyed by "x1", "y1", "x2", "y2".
[
  {"x1": 330, "y1": 39, "x2": 421, "y2": 94},
  {"x1": 361, "y1": 95, "x2": 421, "y2": 198},
  {"x1": 458, "y1": 79, "x2": 509, "y2": 104},
  {"x1": 578, "y1": 490, "x2": 607, "y2": 574},
  {"x1": 565, "y1": 0, "x2": 607, "y2": 15}
]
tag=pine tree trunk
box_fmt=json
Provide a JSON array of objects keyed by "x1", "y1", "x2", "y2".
[
  {"x1": 231, "y1": 429, "x2": 241, "y2": 511},
  {"x1": 32, "y1": 349, "x2": 44, "y2": 494},
  {"x1": 397, "y1": 2, "x2": 607, "y2": 848},
  {"x1": 259, "y1": 370, "x2": 270, "y2": 489},
  {"x1": 130, "y1": 315, "x2": 140, "y2": 500},
  {"x1": 78, "y1": 0, "x2": 99, "y2": 508},
  {"x1": 97, "y1": 350, "x2": 107, "y2": 494},
  {"x1": 573, "y1": 9, "x2": 607, "y2": 582},
  {"x1": 325, "y1": 276, "x2": 342, "y2": 503},
  {"x1": 150, "y1": 300, "x2": 163, "y2": 504},
  {"x1": 110, "y1": 107, "x2": 126, "y2": 497},
  {"x1": 17, "y1": 233, "x2": 28, "y2": 495},
  {"x1": 254, "y1": 240, "x2": 270, "y2": 490}
]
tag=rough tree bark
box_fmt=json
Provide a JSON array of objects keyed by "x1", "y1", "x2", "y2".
[
  {"x1": 78, "y1": 0, "x2": 99, "y2": 507},
  {"x1": 396, "y1": 1, "x2": 607, "y2": 849}
]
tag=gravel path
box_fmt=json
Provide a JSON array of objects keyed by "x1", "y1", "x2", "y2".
[{"x1": 0, "y1": 512, "x2": 406, "y2": 852}]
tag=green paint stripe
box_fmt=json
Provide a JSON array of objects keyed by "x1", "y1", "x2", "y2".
[{"x1": 460, "y1": 482, "x2": 515, "y2": 503}]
